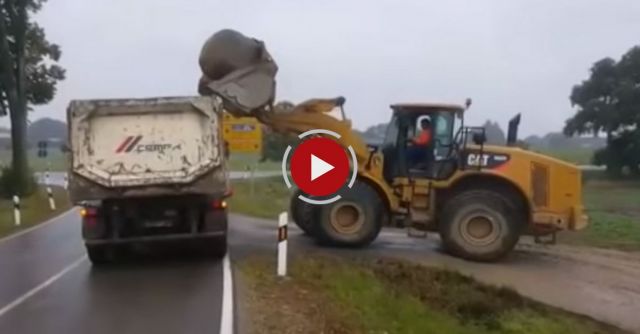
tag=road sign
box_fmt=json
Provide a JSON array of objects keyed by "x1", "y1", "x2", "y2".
[
  {"x1": 222, "y1": 113, "x2": 262, "y2": 154},
  {"x1": 37, "y1": 141, "x2": 48, "y2": 158}
]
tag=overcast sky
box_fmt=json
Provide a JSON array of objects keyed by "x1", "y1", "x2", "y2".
[{"x1": 2, "y1": 0, "x2": 639, "y2": 136}]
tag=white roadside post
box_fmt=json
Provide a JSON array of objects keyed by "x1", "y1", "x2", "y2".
[
  {"x1": 249, "y1": 165, "x2": 256, "y2": 197},
  {"x1": 46, "y1": 186, "x2": 56, "y2": 210},
  {"x1": 44, "y1": 165, "x2": 50, "y2": 186},
  {"x1": 13, "y1": 195, "x2": 20, "y2": 226},
  {"x1": 277, "y1": 211, "x2": 288, "y2": 277},
  {"x1": 63, "y1": 174, "x2": 68, "y2": 190}
]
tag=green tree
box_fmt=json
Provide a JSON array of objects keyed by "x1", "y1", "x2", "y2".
[
  {"x1": 260, "y1": 100, "x2": 297, "y2": 162},
  {"x1": 0, "y1": 0, "x2": 65, "y2": 195},
  {"x1": 564, "y1": 46, "x2": 640, "y2": 176}
]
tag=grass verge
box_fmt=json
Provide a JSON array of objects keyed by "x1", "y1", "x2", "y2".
[
  {"x1": 559, "y1": 180, "x2": 640, "y2": 251},
  {"x1": 240, "y1": 254, "x2": 627, "y2": 334},
  {"x1": 0, "y1": 186, "x2": 70, "y2": 238},
  {"x1": 228, "y1": 176, "x2": 289, "y2": 219}
]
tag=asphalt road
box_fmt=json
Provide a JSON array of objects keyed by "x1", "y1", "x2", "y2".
[
  {"x1": 0, "y1": 172, "x2": 283, "y2": 334},
  {"x1": 0, "y1": 209, "x2": 227, "y2": 334}
]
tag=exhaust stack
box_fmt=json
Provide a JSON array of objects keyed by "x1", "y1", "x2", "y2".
[{"x1": 507, "y1": 113, "x2": 521, "y2": 146}]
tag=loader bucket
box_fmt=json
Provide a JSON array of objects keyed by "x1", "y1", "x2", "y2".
[{"x1": 198, "y1": 29, "x2": 278, "y2": 116}]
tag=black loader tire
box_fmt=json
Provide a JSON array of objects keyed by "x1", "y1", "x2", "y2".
[
  {"x1": 439, "y1": 190, "x2": 525, "y2": 262},
  {"x1": 313, "y1": 180, "x2": 384, "y2": 248},
  {"x1": 289, "y1": 189, "x2": 315, "y2": 236}
]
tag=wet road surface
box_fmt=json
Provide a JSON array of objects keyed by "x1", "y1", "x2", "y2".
[{"x1": 0, "y1": 210, "x2": 226, "y2": 334}]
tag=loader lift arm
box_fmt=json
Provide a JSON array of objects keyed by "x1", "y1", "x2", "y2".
[{"x1": 256, "y1": 97, "x2": 372, "y2": 165}]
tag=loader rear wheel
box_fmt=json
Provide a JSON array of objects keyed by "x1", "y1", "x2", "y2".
[
  {"x1": 313, "y1": 181, "x2": 384, "y2": 248},
  {"x1": 289, "y1": 189, "x2": 315, "y2": 236},
  {"x1": 439, "y1": 190, "x2": 524, "y2": 262}
]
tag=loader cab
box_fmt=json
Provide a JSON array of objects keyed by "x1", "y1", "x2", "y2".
[{"x1": 381, "y1": 102, "x2": 467, "y2": 183}]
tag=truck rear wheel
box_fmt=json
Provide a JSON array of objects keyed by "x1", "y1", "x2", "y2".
[
  {"x1": 313, "y1": 181, "x2": 384, "y2": 248},
  {"x1": 200, "y1": 236, "x2": 227, "y2": 259},
  {"x1": 439, "y1": 190, "x2": 524, "y2": 262},
  {"x1": 86, "y1": 244, "x2": 115, "y2": 265},
  {"x1": 289, "y1": 189, "x2": 315, "y2": 236}
]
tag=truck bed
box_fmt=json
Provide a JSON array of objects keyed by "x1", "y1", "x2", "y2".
[{"x1": 66, "y1": 96, "x2": 229, "y2": 202}]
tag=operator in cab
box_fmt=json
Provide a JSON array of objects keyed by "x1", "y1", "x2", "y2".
[{"x1": 407, "y1": 118, "x2": 433, "y2": 168}]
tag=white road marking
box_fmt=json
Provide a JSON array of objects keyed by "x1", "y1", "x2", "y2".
[
  {"x1": 0, "y1": 209, "x2": 76, "y2": 245},
  {"x1": 219, "y1": 254, "x2": 234, "y2": 334},
  {"x1": 0, "y1": 255, "x2": 87, "y2": 318}
]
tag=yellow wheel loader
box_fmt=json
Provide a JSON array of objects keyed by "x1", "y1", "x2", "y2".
[{"x1": 198, "y1": 29, "x2": 589, "y2": 262}]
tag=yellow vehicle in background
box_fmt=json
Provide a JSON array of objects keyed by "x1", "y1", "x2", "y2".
[{"x1": 197, "y1": 29, "x2": 589, "y2": 262}]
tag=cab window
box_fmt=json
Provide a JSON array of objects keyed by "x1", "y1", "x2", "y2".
[
  {"x1": 432, "y1": 112, "x2": 455, "y2": 159},
  {"x1": 382, "y1": 114, "x2": 399, "y2": 147}
]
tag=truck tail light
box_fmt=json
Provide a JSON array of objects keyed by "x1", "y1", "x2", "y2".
[
  {"x1": 80, "y1": 207, "x2": 98, "y2": 226},
  {"x1": 80, "y1": 207, "x2": 97, "y2": 218},
  {"x1": 211, "y1": 199, "x2": 227, "y2": 210}
]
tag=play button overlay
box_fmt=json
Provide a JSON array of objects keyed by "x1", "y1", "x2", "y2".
[
  {"x1": 290, "y1": 137, "x2": 350, "y2": 197},
  {"x1": 282, "y1": 129, "x2": 358, "y2": 204},
  {"x1": 311, "y1": 154, "x2": 334, "y2": 181}
]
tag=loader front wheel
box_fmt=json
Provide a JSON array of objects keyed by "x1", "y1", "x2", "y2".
[
  {"x1": 289, "y1": 189, "x2": 315, "y2": 236},
  {"x1": 439, "y1": 190, "x2": 524, "y2": 262},
  {"x1": 313, "y1": 181, "x2": 384, "y2": 248}
]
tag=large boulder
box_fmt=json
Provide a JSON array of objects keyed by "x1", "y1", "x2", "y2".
[{"x1": 198, "y1": 29, "x2": 278, "y2": 116}]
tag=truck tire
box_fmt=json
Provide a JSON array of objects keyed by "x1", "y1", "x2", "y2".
[
  {"x1": 289, "y1": 189, "x2": 315, "y2": 236},
  {"x1": 201, "y1": 236, "x2": 227, "y2": 259},
  {"x1": 439, "y1": 190, "x2": 524, "y2": 262},
  {"x1": 86, "y1": 244, "x2": 114, "y2": 265},
  {"x1": 313, "y1": 181, "x2": 384, "y2": 248}
]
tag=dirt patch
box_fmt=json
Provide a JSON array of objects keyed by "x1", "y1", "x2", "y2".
[
  {"x1": 370, "y1": 257, "x2": 532, "y2": 326},
  {"x1": 369, "y1": 257, "x2": 628, "y2": 333},
  {"x1": 238, "y1": 257, "x2": 359, "y2": 334}
]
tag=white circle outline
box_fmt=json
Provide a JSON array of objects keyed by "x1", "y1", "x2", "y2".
[{"x1": 282, "y1": 129, "x2": 357, "y2": 205}]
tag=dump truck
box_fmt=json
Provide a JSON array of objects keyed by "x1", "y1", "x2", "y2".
[
  {"x1": 195, "y1": 29, "x2": 589, "y2": 262},
  {"x1": 66, "y1": 96, "x2": 231, "y2": 265}
]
